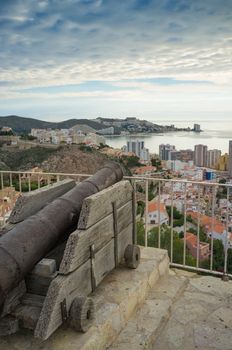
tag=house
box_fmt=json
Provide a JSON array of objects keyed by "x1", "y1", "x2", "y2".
[
  {"x1": 133, "y1": 166, "x2": 157, "y2": 176},
  {"x1": 147, "y1": 201, "x2": 169, "y2": 225},
  {"x1": 185, "y1": 232, "x2": 210, "y2": 261},
  {"x1": 188, "y1": 211, "x2": 228, "y2": 247}
]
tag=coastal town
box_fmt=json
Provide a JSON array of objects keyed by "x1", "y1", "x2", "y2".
[
  {"x1": 1, "y1": 1, "x2": 232, "y2": 347},
  {"x1": 0, "y1": 118, "x2": 232, "y2": 272}
]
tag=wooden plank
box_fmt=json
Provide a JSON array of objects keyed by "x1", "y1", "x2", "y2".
[
  {"x1": 59, "y1": 200, "x2": 133, "y2": 274},
  {"x1": 26, "y1": 274, "x2": 56, "y2": 296},
  {"x1": 59, "y1": 214, "x2": 114, "y2": 274},
  {"x1": 0, "y1": 316, "x2": 19, "y2": 336},
  {"x1": 21, "y1": 293, "x2": 45, "y2": 308},
  {"x1": 132, "y1": 189, "x2": 137, "y2": 244},
  {"x1": 112, "y1": 202, "x2": 119, "y2": 267},
  {"x1": 1, "y1": 281, "x2": 26, "y2": 318},
  {"x1": 11, "y1": 294, "x2": 44, "y2": 330},
  {"x1": 95, "y1": 239, "x2": 115, "y2": 286},
  {"x1": 13, "y1": 305, "x2": 42, "y2": 330},
  {"x1": 35, "y1": 260, "x2": 92, "y2": 340},
  {"x1": 9, "y1": 179, "x2": 76, "y2": 224},
  {"x1": 90, "y1": 244, "x2": 96, "y2": 291},
  {"x1": 117, "y1": 223, "x2": 133, "y2": 262},
  {"x1": 95, "y1": 223, "x2": 133, "y2": 286},
  {"x1": 78, "y1": 180, "x2": 133, "y2": 229},
  {"x1": 117, "y1": 200, "x2": 133, "y2": 233},
  {"x1": 35, "y1": 222, "x2": 133, "y2": 340}
]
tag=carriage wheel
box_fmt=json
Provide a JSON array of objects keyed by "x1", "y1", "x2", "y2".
[{"x1": 69, "y1": 296, "x2": 95, "y2": 332}]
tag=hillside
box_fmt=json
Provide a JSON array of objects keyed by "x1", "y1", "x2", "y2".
[
  {"x1": 0, "y1": 145, "x2": 108, "y2": 174},
  {"x1": 0, "y1": 115, "x2": 104, "y2": 134},
  {"x1": 41, "y1": 145, "x2": 108, "y2": 175},
  {"x1": 0, "y1": 147, "x2": 60, "y2": 171}
]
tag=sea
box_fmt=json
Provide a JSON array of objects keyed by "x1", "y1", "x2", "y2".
[{"x1": 105, "y1": 120, "x2": 232, "y2": 155}]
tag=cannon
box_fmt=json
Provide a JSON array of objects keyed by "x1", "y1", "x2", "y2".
[{"x1": 0, "y1": 163, "x2": 140, "y2": 339}]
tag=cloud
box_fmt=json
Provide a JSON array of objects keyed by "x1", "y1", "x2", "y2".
[{"x1": 0, "y1": 0, "x2": 231, "y2": 118}]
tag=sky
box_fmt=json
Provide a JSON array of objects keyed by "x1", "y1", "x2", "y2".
[{"x1": 0, "y1": 0, "x2": 232, "y2": 122}]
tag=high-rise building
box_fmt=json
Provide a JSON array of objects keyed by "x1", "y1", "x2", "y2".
[
  {"x1": 159, "y1": 144, "x2": 176, "y2": 161},
  {"x1": 206, "y1": 149, "x2": 221, "y2": 169},
  {"x1": 215, "y1": 153, "x2": 229, "y2": 171},
  {"x1": 127, "y1": 140, "x2": 144, "y2": 156},
  {"x1": 229, "y1": 141, "x2": 232, "y2": 178},
  {"x1": 126, "y1": 140, "x2": 149, "y2": 162},
  {"x1": 193, "y1": 124, "x2": 201, "y2": 132},
  {"x1": 194, "y1": 144, "x2": 208, "y2": 167}
]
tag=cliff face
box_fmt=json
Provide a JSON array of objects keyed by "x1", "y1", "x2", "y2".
[{"x1": 41, "y1": 145, "x2": 108, "y2": 175}]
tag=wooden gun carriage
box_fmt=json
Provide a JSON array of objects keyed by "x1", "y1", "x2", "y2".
[{"x1": 0, "y1": 164, "x2": 140, "y2": 340}]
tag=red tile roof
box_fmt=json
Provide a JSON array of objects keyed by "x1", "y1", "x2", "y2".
[
  {"x1": 134, "y1": 166, "x2": 156, "y2": 175},
  {"x1": 188, "y1": 211, "x2": 226, "y2": 235},
  {"x1": 148, "y1": 202, "x2": 166, "y2": 213}
]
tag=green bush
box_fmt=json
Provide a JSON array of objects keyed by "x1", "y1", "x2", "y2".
[{"x1": 137, "y1": 201, "x2": 145, "y2": 217}]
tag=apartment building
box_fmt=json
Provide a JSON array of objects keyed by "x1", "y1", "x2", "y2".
[
  {"x1": 194, "y1": 144, "x2": 208, "y2": 167},
  {"x1": 229, "y1": 140, "x2": 232, "y2": 178},
  {"x1": 159, "y1": 144, "x2": 176, "y2": 161}
]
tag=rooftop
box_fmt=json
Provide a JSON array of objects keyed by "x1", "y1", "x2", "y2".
[{"x1": 148, "y1": 201, "x2": 166, "y2": 213}]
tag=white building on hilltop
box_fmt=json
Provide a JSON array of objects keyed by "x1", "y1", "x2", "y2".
[{"x1": 30, "y1": 128, "x2": 105, "y2": 147}]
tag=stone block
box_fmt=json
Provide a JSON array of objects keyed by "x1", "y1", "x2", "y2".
[{"x1": 32, "y1": 259, "x2": 57, "y2": 277}]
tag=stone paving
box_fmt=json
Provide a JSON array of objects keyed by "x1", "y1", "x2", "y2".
[
  {"x1": 153, "y1": 269, "x2": 232, "y2": 350},
  {"x1": 0, "y1": 248, "x2": 232, "y2": 350},
  {"x1": 0, "y1": 247, "x2": 169, "y2": 350}
]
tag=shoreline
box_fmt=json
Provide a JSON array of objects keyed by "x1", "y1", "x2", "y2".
[{"x1": 105, "y1": 130, "x2": 203, "y2": 138}]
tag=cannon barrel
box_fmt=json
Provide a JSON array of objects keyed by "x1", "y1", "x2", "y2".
[{"x1": 0, "y1": 162, "x2": 124, "y2": 309}]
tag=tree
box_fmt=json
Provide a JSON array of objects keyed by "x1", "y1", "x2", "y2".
[
  {"x1": 166, "y1": 206, "x2": 182, "y2": 220},
  {"x1": 20, "y1": 134, "x2": 37, "y2": 141},
  {"x1": 121, "y1": 155, "x2": 141, "y2": 168},
  {"x1": 219, "y1": 178, "x2": 226, "y2": 184},
  {"x1": 186, "y1": 215, "x2": 193, "y2": 223},
  {"x1": 98, "y1": 143, "x2": 109, "y2": 149},
  {"x1": 137, "y1": 201, "x2": 145, "y2": 217},
  {"x1": 212, "y1": 239, "x2": 224, "y2": 271},
  {"x1": 183, "y1": 226, "x2": 208, "y2": 243},
  {"x1": 151, "y1": 158, "x2": 162, "y2": 170},
  {"x1": 137, "y1": 220, "x2": 145, "y2": 246},
  {"x1": 227, "y1": 249, "x2": 232, "y2": 274},
  {"x1": 148, "y1": 181, "x2": 157, "y2": 201},
  {"x1": 79, "y1": 144, "x2": 93, "y2": 152},
  {"x1": 141, "y1": 225, "x2": 196, "y2": 266},
  {"x1": 173, "y1": 217, "x2": 184, "y2": 227},
  {"x1": 137, "y1": 184, "x2": 144, "y2": 193}
]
